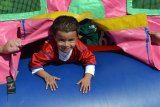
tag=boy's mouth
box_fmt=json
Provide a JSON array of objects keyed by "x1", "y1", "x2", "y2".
[{"x1": 61, "y1": 47, "x2": 71, "y2": 52}]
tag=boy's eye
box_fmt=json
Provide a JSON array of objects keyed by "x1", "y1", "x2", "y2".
[
  {"x1": 58, "y1": 39, "x2": 64, "y2": 42},
  {"x1": 68, "y1": 39, "x2": 75, "y2": 41},
  {"x1": 57, "y1": 38, "x2": 76, "y2": 42}
]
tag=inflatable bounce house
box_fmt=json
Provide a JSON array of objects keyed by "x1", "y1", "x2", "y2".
[{"x1": 1, "y1": 0, "x2": 160, "y2": 107}]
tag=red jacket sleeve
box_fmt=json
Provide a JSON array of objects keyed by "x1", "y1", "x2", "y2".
[
  {"x1": 30, "y1": 41, "x2": 54, "y2": 69},
  {"x1": 77, "y1": 40, "x2": 96, "y2": 65}
]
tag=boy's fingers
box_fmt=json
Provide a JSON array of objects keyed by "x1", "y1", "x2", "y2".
[
  {"x1": 49, "y1": 82, "x2": 56, "y2": 91},
  {"x1": 88, "y1": 86, "x2": 91, "y2": 91},
  {"x1": 55, "y1": 77, "x2": 61, "y2": 80},
  {"x1": 53, "y1": 84, "x2": 57, "y2": 91},
  {"x1": 83, "y1": 87, "x2": 86, "y2": 93},
  {"x1": 46, "y1": 83, "x2": 49, "y2": 89},
  {"x1": 76, "y1": 80, "x2": 81, "y2": 85},
  {"x1": 50, "y1": 84, "x2": 54, "y2": 91},
  {"x1": 54, "y1": 82, "x2": 58, "y2": 89},
  {"x1": 85, "y1": 87, "x2": 88, "y2": 93},
  {"x1": 80, "y1": 84, "x2": 84, "y2": 91}
]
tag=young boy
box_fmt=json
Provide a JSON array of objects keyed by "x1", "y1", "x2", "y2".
[{"x1": 30, "y1": 16, "x2": 96, "y2": 94}]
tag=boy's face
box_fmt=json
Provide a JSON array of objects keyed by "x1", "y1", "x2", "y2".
[{"x1": 54, "y1": 31, "x2": 78, "y2": 53}]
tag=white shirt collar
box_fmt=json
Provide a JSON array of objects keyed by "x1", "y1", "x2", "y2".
[{"x1": 58, "y1": 49, "x2": 73, "y2": 61}]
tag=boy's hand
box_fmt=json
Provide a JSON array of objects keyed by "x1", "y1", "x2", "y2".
[
  {"x1": 76, "y1": 73, "x2": 92, "y2": 94},
  {"x1": 44, "y1": 74, "x2": 61, "y2": 91}
]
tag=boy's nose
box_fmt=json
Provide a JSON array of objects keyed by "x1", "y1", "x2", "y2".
[{"x1": 64, "y1": 41, "x2": 70, "y2": 46}]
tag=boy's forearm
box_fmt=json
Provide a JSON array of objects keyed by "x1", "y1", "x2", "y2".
[
  {"x1": 36, "y1": 70, "x2": 49, "y2": 79},
  {"x1": 84, "y1": 73, "x2": 92, "y2": 79}
]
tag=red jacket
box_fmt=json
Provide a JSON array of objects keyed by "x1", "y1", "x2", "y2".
[{"x1": 30, "y1": 38, "x2": 96, "y2": 69}]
